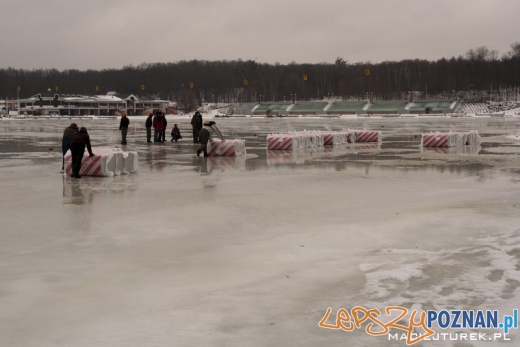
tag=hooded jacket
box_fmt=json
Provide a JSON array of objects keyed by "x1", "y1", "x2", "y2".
[
  {"x1": 72, "y1": 129, "x2": 94, "y2": 156},
  {"x1": 62, "y1": 125, "x2": 78, "y2": 140}
]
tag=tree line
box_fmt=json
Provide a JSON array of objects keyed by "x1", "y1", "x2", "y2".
[{"x1": 1, "y1": 43, "x2": 519, "y2": 110}]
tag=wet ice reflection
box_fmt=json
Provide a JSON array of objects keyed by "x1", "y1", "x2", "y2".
[
  {"x1": 62, "y1": 175, "x2": 138, "y2": 204},
  {"x1": 421, "y1": 145, "x2": 482, "y2": 155},
  {"x1": 1, "y1": 117, "x2": 520, "y2": 346}
]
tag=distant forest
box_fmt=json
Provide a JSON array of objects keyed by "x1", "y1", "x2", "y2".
[{"x1": 1, "y1": 43, "x2": 519, "y2": 109}]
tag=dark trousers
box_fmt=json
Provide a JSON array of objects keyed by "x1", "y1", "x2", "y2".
[
  {"x1": 121, "y1": 127, "x2": 128, "y2": 144},
  {"x1": 161, "y1": 130, "x2": 166, "y2": 142},
  {"x1": 61, "y1": 138, "x2": 73, "y2": 169},
  {"x1": 146, "y1": 127, "x2": 151, "y2": 142},
  {"x1": 197, "y1": 128, "x2": 210, "y2": 157},
  {"x1": 192, "y1": 127, "x2": 200, "y2": 143},
  {"x1": 71, "y1": 143, "x2": 85, "y2": 176},
  {"x1": 154, "y1": 129, "x2": 160, "y2": 142}
]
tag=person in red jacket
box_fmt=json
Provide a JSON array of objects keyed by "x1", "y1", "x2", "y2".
[{"x1": 152, "y1": 112, "x2": 164, "y2": 143}]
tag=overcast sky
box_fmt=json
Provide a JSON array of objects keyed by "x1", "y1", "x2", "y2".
[{"x1": 1, "y1": 0, "x2": 519, "y2": 71}]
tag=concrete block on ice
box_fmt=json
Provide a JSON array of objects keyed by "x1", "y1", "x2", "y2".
[
  {"x1": 64, "y1": 147, "x2": 139, "y2": 177},
  {"x1": 353, "y1": 130, "x2": 380, "y2": 143},
  {"x1": 323, "y1": 130, "x2": 356, "y2": 145},
  {"x1": 267, "y1": 134, "x2": 299, "y2": 150},
  {"x1": 462, "y1": 130, "x2": 481, "y2": 145},
  {"x1": 421, "y1": 131, "x2": 480, "y2": 147},
  {"x1": 207, "y1": 139, "x2": 246, "y2": 157}
]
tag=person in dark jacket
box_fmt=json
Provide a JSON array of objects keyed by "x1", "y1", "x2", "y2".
[
  {"x1": 171, "y1": 124, "x2": 182, "y2": 142},
  {"x1": 61, "y1": 123, "x2": 78, "y2": 172},
  {"x1": 119, "y1": 112, "x2": 129, "y2": 145},
  {"x1": 197, "y1": 120, "x2": 224, "y2": 157},
  {"x1": 70, "y1": 127, "x2": 95, "y2": 178},
  {"x1": 145, "y1": 113, "x2": 153, "y2": 142},
  {"x1": 190, "y1": 111, "x2": 203, "y2": 143},
  {"x1": 152, "y1": 112, "x2": 164, "y2": 143},
  {"x1": 162, "y1": 113, "x2": 168, "y2": 142}
]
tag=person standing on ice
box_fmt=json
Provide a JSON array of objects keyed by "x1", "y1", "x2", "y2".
[
  {"x1": 161, "y1": 113, "x2": 168, "y2": 142},
  {"x1": 197, "y1": 120, "x2": 224, "y2": 157},
  {"x1": 61, "y1": 122, "x2": 78, "y2": 172},
  {"x1": 191, "y1": 111, "x2": 203, "y2": 143},
  {"x1": 70, "y1": 127, "x2": 95, "y2": 178},
  {"x1": 145, "y1": 112, "x2": 153, "y2": 142},
  {"x1": 152, "y1": 112, "x2": 164, "y2": 143},
  {"x1": 119, "y1": 112, "x2": 129, "y2": 145}
]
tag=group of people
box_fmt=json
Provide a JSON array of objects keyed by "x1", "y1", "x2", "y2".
[
  {"x1": 61, "y1": 123, "x2": 95, "y2": 178},
  {"x1": 61, "y1": 112, "x2": 225, "y2": 177},
  {"x1": 144, "y1": 112, "x2": 182, "y2": 143}
]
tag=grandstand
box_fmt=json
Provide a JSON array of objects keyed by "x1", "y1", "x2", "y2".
[
  {"x1": 326, "y1": 101, "x2": 367, "y2": 115},
  {"x1": 365, "y1": 101, "x2": 409, "y2": 115},
  {"x1": 488, "y1": 102, "x2": 520, "y2": 112},
  {"x1": 287, "y1": 102, "x2": 328, "y2": 115},
  {"x1": 252, "y1": 103, "x2": 291, "y2": 116},
  {"x1": 454, "y1": 101, "x2": 520, "y2": 114},
  {"x1": 407, "y1": 100, "x2": 455, "y2": 114},
  {"x1": 242, "y1": 100, "x2": 515, "y2": 117},
  {"x1": 454, "y1": 102, "x2": 489, "y2": 114}
]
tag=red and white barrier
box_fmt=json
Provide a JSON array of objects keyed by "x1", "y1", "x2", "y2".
[
  {"x1": 267, "y1": 131, "x2": 325, "y2": 150},
  {"x1": 207, "y1": 139, "x2": 246, "y2": 157},
  {"x1": 421, "y1": 131, "x2": 479, "y2": 147},
  {"x1": 421, "y1": 133, "x2": 450, "y2": 147},
  {"x1": 354, "y1": 130, "x2": 380, "y2": 143},
  {"x1": 64, "y1": 147, "x2": 139, "y2": 177},
  {"x1": 267, "y1": 129, "x2": 382, "y2": 149},
  {"x1": 323, "y1": 131, "x2": 350, "y2": 145},
  {"x1": 267, "y1": 134, "x2": 299, "y2": 150}
]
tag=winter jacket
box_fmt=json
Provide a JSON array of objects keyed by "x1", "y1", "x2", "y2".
[
  {"x1": 62, "y1": 125, "x2": 78, "y2": 140},
  {"x1": 119, "y1": 116, "x2": 129, "y2": 130},
  {"x1": 171, "y1": 127, "x2": 181, "y2": 138},
  {"x1": 145, "y1": 116, "x2": 153, "y2": 128},
  {"x1": 191, "y1": 114, "x2": 202, "y2": 129},
  {"x1": 72, "y1": 130, "x2": 94, "y2": 156},
  {"x1": 153, "y1": 116, "x2": 164, "y2": 131}
]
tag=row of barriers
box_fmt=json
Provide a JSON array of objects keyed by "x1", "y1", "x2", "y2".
[
  {"x1": 63, "y1": 129, "x2": 483, "y2": 176},
  {"x1": 421, "y1": 130, "x2": 481, "y2": 147},
  {"x1": 64, "y1": 147, "x2": 138, "y2": 177},
  {"x1": 267, "y1": 129, "x2": 381, "y2": 150}
]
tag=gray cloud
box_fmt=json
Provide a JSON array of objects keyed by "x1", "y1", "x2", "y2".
[{"x1": 1, "y1": 0, "x2": 519, "y2": 70}]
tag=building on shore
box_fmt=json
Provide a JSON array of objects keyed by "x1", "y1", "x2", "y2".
[{"x1": 17, "y1": 90, "x2": 169, "y2": 116}]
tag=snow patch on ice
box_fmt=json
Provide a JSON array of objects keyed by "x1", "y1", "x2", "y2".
[{"x1": 359, "y1": 228, "x2": 520, "y2": 311}]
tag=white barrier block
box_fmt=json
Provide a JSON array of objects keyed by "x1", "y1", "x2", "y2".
[
  {"x1": 421, "y1": 132, "x2": 469, "y2": 147},
  {"x1": 207, "y1": 139, "x2": 246, "y2": 156},
  {"x1": 64, "y1": 146, "x2": 139, "y2": 177},
  {"x1": 267, "y1": 134, "x2": 299, "y2": 150},
  {"x1": 354, "y1": 130, "x2": 380, "y2": 143},
  {"x1": 123, "y1": 151, "x2": 139, "y2": 174}
]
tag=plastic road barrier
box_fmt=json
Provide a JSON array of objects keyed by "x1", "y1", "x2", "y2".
[
  {"x1": 207, "y1": 139, "x2": 246, "y2": 157},
  {"x1": 64, "y1": 147, "x2": 139, "y2": 177}
]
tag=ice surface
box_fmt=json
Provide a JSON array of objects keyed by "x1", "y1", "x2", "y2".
[{"x1": 0, "y1": 117, "x2": 519, "y2": 346}]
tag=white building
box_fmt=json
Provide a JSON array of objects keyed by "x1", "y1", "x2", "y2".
[{"x1": 18, "y1": 90, "x2": 169, "y2": 116}]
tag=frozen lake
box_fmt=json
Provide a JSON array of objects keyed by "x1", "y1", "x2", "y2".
[{"x1": 1, "y1": 117, "x2": 520, "y2": 346}]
